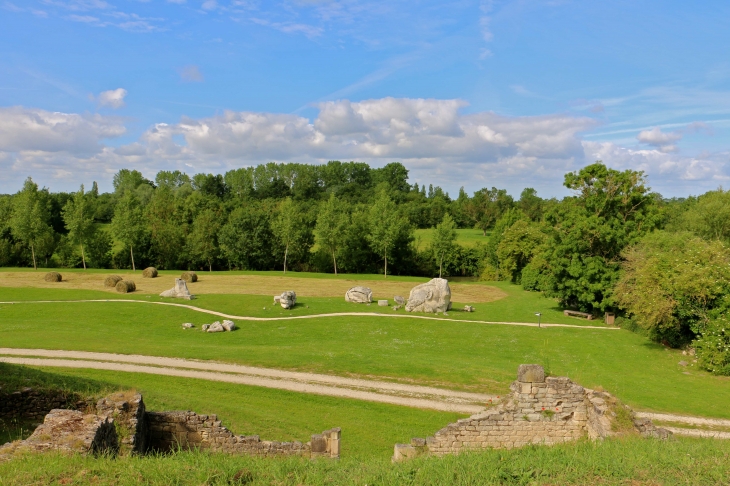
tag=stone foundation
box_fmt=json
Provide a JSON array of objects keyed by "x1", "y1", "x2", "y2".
[
  {"x1": 0, "y1": 387, "x2": 86, "y2": 422},
  {"x1": 394, "y1": 364, "x2": 670, "y2": 461}
]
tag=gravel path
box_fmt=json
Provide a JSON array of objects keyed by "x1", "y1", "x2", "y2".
[{"x1": 0, "y1": 300, "x2": 617, "y2": 329}]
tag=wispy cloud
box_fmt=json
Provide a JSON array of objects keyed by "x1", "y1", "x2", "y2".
[{"x1": 179, "y1": 65, "x2": 204, "y2": 82}]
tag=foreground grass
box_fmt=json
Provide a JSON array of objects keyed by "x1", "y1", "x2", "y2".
[
  {"x1": 0, "y1": 363, "x2": 462, "y2": 458},
  {"x1": 0, "y1": 288, "x2": 728, "y2": 419},
  {"x1": 2, "y1": 436, "x2": 729, "y2": 485}
]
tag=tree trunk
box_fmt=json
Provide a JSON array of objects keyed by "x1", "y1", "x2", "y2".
[
  {"x1": 284, "y1": 243, "x2": 289, "y2": 274},
  {"x1": 439, "y1": 252, "x2": 443, "y2": 278},
  {"x1": 384, "y1": 252, "x2": 387, "y2": 278},
  {"x1": 31, "y1": 243, "x2": 37, "y2": 270},
  {"x1": 209, "y1": 259, "x2": 212, "y2": 272},
  {"x1": 130, "y1": 245, "x2": 136, "y2": 272},
  {"x1": 80, "y1": 243, "x2": 86, "y2": 270},
  {"x1": 332, "y1": 249, "x2": 338, "y2": 276}
]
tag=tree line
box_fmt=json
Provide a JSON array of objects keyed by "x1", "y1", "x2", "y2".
[{"x1": 1, "y1": 161, "x2": 729, "y2": 374}]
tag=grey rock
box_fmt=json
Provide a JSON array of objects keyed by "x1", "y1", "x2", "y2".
[
  {"x1": 345, "y1": 286, "x2": 373, "y2": 303},
  {"x1": 394, "y1": 295, "x2": 405, "y2": 306},
  {"x1": 678, "y1": 361, "x2": 688, "y2": 367},
  {"x1": 181, "y1": 323, "x2": 194, "y2": 329},
  {"x1": 378, "y1": 300, "x2": 389, "y2": 306},
  {"x1": 405, "y1": 278, "x2": 451, "y2": 313},
  {"x1": 222, "y1": 320, "x2": 236, "y2": 331},
  {"x1": 518, "y1": 364, "x2": 545, "y2": 383},
  {"x1": 392, "y1": 305, "x2": 402, "y2": 311},
  {"x1": 159, "y1": 278, "x2": 194, "y2": 300},
  {"x1": 201, "y1": 324, "x2": 211, "y2": 331},
  {"x1": 207, "y1": 321, "x2": 225, "y2": 333},
  {"x1": 463, "y1": 305, "x2": 474, "y2": 312},
  {"x1": 279, "y1": 291, "x2": 297, "y2": 309}
]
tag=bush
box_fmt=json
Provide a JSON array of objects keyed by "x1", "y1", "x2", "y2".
[{"x1": 694, "y1": 316, "x2": 730, "y2": 375}]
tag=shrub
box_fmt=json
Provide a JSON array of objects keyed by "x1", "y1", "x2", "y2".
[
  {"x1": 103, "y1": 275, "x2": 123, "y2": 288},
  {"x1": 694, "y1": 316, "x2": 730, "y2": 376},
  {"x1": 181, "y1": 271, "x2": 197, "y2": 283},
  {"x1": 43, "y1": 272, "x2": 62, "y2": 282}
]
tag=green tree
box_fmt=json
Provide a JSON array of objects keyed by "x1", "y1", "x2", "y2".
[
  {"x1": 315, "y1": 193, "x2": 347, "y2": 275},
  {"x1": 367, "y1": 190, "x2": 409, "y2": 278},
  {"x1": 62, "y1": 185, "x2": 96, "y2": 269},
  {"x1": 542, "y1": 162, "x2": 660, "y2": 313},
  {"x1": 219, "y1": 203, "x2": 277, "y2": 270},
  {"x1": 680, "y1": 189, "x2": 730, "y2": 243},
  {"x1": 496, "y1": 220, "x2": 546, "y2": 283},
  {"x1": 146, "y1": 187, "x2": 186, "y2": 269},
  {"x1": 467, "y1": 187, "x2": 514, "y2": 235},
  {"x1": 187, "y1": 209, "x2": 221, "y2": 272},
  {"x1": 111, "y1": 191, "x2": 145, "y2": 271},
  {"x1": 10, "y1": 178, "x2": 53, "y2": 270},
  {"x1": 271, "y1": 198, "x2": 311, "y2": 273},
  {"x1": 615, "y1": 231, "x2": 730, "y2": 347},
  {"x1": 431, "y1": 213, "x2": 457, "y2": 278},
  {"x1": 517, "y1": 188, "x2": 544, "y2": 222}
]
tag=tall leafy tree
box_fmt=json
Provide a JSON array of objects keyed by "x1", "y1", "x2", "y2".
[
  {"x1": 467, "y1": 187, "x2": 514, "y2": 235},
  {"x1": 496, "y1": 220, "x2": 546, "y2": 283},
  {"x1": 680, "y1": 189, "x2": 730, "y2": 243},
  {"x1": 111, "y1": 190, "x2": 145, "y2": 271},
  {"x1": 367, "y1": 190, "x2": 409, "y2": 278},
  {"x1": 187, "y1": 208, "x2": 221, "y2": 272},
  {"x1": 541, "y1": 162, "x2": 660, "y2": 312},
  {"x1": 10, "y1": 177, "x2": 53, "y2": 270},
  {"x1": 62, "y1": 185, "x2": 96, "y2": 269},
  {"x1": 314, "y1": 193, "x2": 347, "y2": 275},
  {"x1": 272, "y1": 198, "x2": 311, "y2": 273},
  {"x1": 219, "y1": 203, "x2": 277, "y2": 270},
  {"x1": 431, "y1": 213, "x2": 457, "y2": 278}
]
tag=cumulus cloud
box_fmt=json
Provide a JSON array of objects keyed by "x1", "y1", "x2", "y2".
[
  {"x1": 180, "y1": 65, "x2": 204, "y2": 82},
  {"x1": 95, "y1": 88, "x2": 127, "y2": 109},
  {"x1": 636, "y1": 127, "x2": 682, "y2": 153}
]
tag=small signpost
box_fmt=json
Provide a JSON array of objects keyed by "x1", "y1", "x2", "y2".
[{"x1": 535, "y1": 312, "x2": 542, "y2": 328}]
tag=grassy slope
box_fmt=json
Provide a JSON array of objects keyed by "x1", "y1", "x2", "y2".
[
  {"x1": 414, "y1": 228, "x2": 491, "y2": 250},
  {"x1": 1, "y1": 437, "x2": 729, "y2": 485},
  {"x1": 1, "y1": 289, "x2": 728, "y2": 419},
  {"x1": 0, "y1": 363, "x2": 459, "y2": 459}
]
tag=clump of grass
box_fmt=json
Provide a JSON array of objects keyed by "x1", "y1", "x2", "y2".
[
  {"x1": 103, "y1": 275, "x2": 123, "y2": 288},
  {"x1": 181, "y1": 272, "x2": 198, "y2": 283},
  {"x1": 115, "y1": 281, "x2": 136, "y2": 293},
  {"x1": 142, "y1": 267, "x2": 158, "y2": 278},
  {"x1": 43, "y1": 272, "x2": 62, "y2": 283}
]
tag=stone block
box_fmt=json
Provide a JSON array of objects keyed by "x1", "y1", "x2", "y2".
[{"x1": 518, "y1": 364, "x2": 545, "y2": 383}]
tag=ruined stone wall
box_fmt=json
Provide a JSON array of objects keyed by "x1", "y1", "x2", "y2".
[
  {"x1": 95, "y1": 392, "x2": 147, "y2": 454},
  {"x1": 146, "y1": 411, "x2": 340, "y2": 458},
  {"x1": 0, "y1": 388, "x2": 86, "y2": 421}
]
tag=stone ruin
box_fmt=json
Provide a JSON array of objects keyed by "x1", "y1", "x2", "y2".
[
  {"x1": 345, "y1": 286, "x2": 372, "y2": 304},
  {"x1": 160, "y1": 278, "x2": 194, "y2": 300},
  {"x1": 405, "y1": 278, "x2": 452, "y2": 313},
  {"x1": 0, "y1": 390, "x2": 340, "y2": 461},
  {"x1": 274, "y1": 291, "x2": 297, "y2": 309},
  {"x1": 393, "y1": 364, "x2": 670, "y2": 461}
]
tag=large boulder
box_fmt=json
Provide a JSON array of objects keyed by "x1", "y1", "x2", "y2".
[
  {"x1": 278, "y1": 291, "x2": 297, "y2": 309},
  {"x1": 159, "y1": 278, "x2": 194, "y2": 300},
  {"x1": 405, "y1": 278, "x2": 451, "y2": 313},
  {"x1": 345, "y1": 286, "x2": 372, "y2": 303}
]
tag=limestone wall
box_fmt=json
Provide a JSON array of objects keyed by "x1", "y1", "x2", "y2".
[
  {"x1": 95, "y1": 391, "x2": 147, "y2": 454},
  {"x1": 0, "y1": 387, "x2": 86, "y2": 421},
  {"x1": 146, "y1": 411, "x2": 340, "y2": 458}
]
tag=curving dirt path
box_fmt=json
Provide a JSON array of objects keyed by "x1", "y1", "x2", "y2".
[{"x1": 0, "y1": 299, "x2": 617, "y2": 329}]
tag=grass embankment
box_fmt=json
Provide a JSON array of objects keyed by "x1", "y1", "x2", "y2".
[
  {"x1": 0, "y1": 288, "x2": 727, "y2": 419},
  {"x1": 2, "y1": 437, "x2": 729, "y2": 485},
  {"x1": 414, "y1": 228, "x2": 491, "y2": 250},
  {"x1": 0, "y1": 363, "x2": 459, "y2": 458}
]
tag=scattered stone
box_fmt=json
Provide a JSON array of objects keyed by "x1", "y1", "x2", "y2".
[
  {"x1": 202, "y1": 324, "x2": 211, "y2": 331},
  {"x1": 181, "y1": 271, "x2": 198, "y2": 283},
  {"x1": 273, "y1": 296, "x2": 281, "y2": 303},
  {"x1": 44, "y1": 272, "x2": 62, "y2": 282},
  {"x1": 345, "y1": 286, "x2": 373, "y2": 303},
  {"x1": 378, "y1": 300, "x2": 389, "y2": 306},
  {"x1": 115, "y1": 280, "x2": 136, "y2": 293},
  {"x1": 159, "y1": 278, "x2": 194, "y2": 300},
  {"x1": 207, "y1": 321, "x2": 225, "y2": 333},
  {"x1": 221, "y1": 320, "x2": 236, "y2": 331},
  {"x1": 392, "y1": 305, "x2": 402, "y2": 311},
  {"x1": 405, "y1": 278, "x2": 451, "y2": 313},
  {"x1": 182, "y1": 323, "x2": 194, "y2": 329},
  {"x1": 394, "y1": 295, "x2": 405, "y2": 306},
  {"x1": 678, "y1": 361, "x2": 688, "y2": 367},
  {"x1": 104, "y1": 275, "x2": 123, "y2": 288},
  {"x1": 278, "y1": 291, "x2": 296, "y2": 309},
  {"x1": 517, "y1": 364, "x2": 545, "y2": 383},
  {"x1": 142, "y1": 267, "x2": 158, "y2": 278},
  {"x1": 463, "y1": 305, "x2": 474, "y2": 312}
]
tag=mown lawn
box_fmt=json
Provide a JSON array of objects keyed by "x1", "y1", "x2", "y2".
[
  {"x1": 1, "y1": 288, "x2": 728, "y2": 419},
  {"x1": 414, "y1": 228, "x2": 491, "y2": 250}
]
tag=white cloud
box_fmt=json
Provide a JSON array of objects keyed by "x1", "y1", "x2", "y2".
[
  {"x1": 201, "y1": 0, "x2": 216, "y2": 10},
  {"x1": 180, "y1": 65, "x2": 204, "y2": 82},
  {"x1": 636, "y1": 127, "x2": 682, "y2": 152},
  {"x1": 95, "y1": 88, "x2": 128, "y2": 109}
]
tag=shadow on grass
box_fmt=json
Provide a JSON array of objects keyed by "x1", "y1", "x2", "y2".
[{"x1": 0, "y1": 362, "x2": 122, "y2": 397}]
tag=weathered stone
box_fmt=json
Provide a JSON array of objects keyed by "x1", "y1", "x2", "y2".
[
  {"x1": 394, "y1": 295, "x2": 405, "y2": 305},
  {"x1": 278, "y1": 291, "x2": 296, "y2": 309},
  {"x1": 518, "y1": 364, "x2": 545, "y2": 383},
  {"x1": 378, "y1": 300, "x2": 389, "y2": 306},
  {"x1": 221, "y1": 320, "x2": 236, "y2": 331},
  {"x1": 182, "y1": 323, "x2": 194, "y2": 329},
  {"x1": 405, "y1": 278, "x2": 451, "y2": 313},
  {"x1": 345, "y1": 286, "x2": 373, "y2": 303},
  {"x1": 207, "y1": 321, "x2": 225, "y2": 333},
  {"x1": 463, "y1": 305, "x2": 475, "y2": 312},
  {"x1": 201, "y1": 324, "x2": 210, "y2": 331},
  {"x1": 160, "y1": 278, "x2": 194, "y2": 300}
]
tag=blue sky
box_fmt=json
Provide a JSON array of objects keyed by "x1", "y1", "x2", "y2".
[{"x1": 1, "y1": 0, "x2": 729, "y2": 198}]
